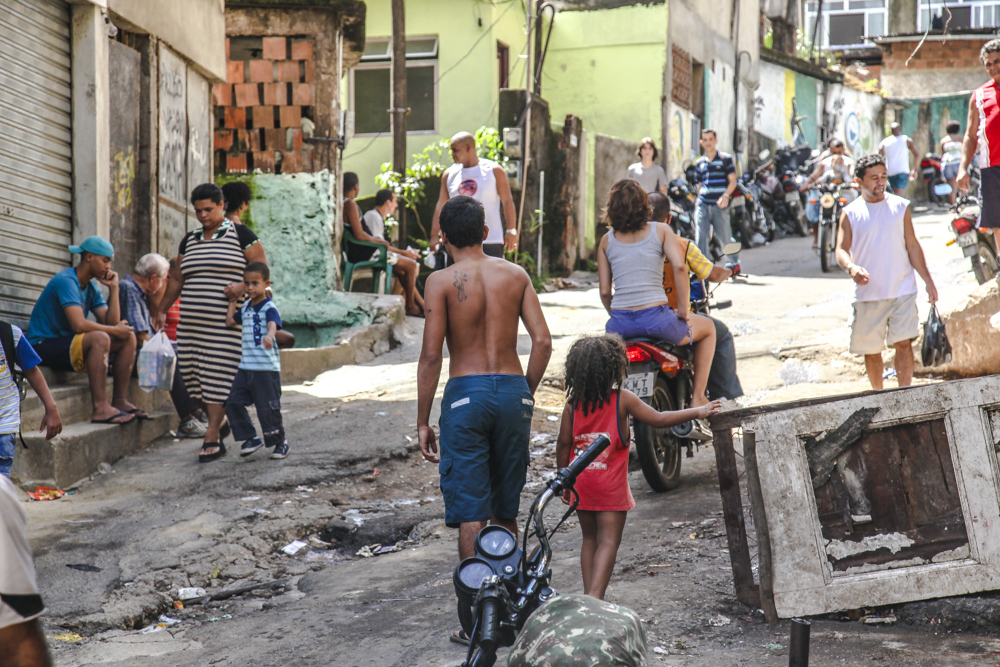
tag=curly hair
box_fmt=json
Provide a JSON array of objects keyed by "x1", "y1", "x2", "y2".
[
  {"x1": 604, "y1": 179, "x2": 651, "y2": 234},
  {"x1": 854, "y1": 152, "x2": 886, "y2": 180},
  {"x1": 981, "y1": 38, "x2": 1000, "y2": 63},
  {"x1": 565, "y1": 335, "x2": 629, "y2": 416}
]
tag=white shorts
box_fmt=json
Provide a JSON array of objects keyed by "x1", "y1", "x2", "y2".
[{"x1": 850, "y1": 292, "x2": 920, "y2": 355}]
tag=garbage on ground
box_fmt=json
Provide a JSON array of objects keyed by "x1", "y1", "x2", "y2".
[
  {"x1": 173, "y1": 600, "x2": 184, "y2": 609},
  {"x1": 66, "y1": 564, "x2": 102, "y2": 572},
  {"x1": 252, "y1": 508, "x2": 270, "y2": 515},
  {"x1": 546, "y1": 415, "x2": 559, "y2": 421},
  {"x1": 764, "y1": 643, "x2": 785, "y2": 650},
  {"x1": 206, "y1": 614, "x2": 233, "y2": 623},
  {"x1": 708, "y1": 614, "x2": 731, "y2": 626},
  {"x1": 356, "y1": 543, "x2": 401, "y2": 558},
  {"x1": 861, "y1": 612, "x2": 897, "y2": 625},
  {"x1": 882, "y1": 367, "x2": 897, "y2": 380},
  {"x1": 295, "y1": 485, "x2": 315, "y2": 492},
  {"x1": 28, "y1": 487, "x2": 65, "y2": 501},
  {"x1": 281, "y1": 540, "x2": 308, "y2": 555},
  {"x1": 49, "y1": 632, "x2": 83, "y2": 642},
  {"x1": 653, "y1": 647, "x2": 668, "y2": 655},
  {"x1": 241, "y1": 495, "x2": 261, "y2": 501},
  {"x1": 177, "y1": 587, "x2": 207, "y2": 601}
]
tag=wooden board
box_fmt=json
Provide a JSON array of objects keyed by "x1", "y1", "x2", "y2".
[{"x1": 741, "y1": 375, "x2": 1000, "y2": 618}]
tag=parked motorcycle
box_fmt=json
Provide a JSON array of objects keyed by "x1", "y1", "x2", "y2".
[
  {"x1": 948, "y1": 192, "x2": 999, "y2": 284},
  {"x1": 667, "y1": 176, "x2": 725, "y2": 260},
  {"x1": 814, "y1": 180, "x2": 851, "y2": 273},
  {"x1": 921, "y1": 153, "x2": 948, "y2": 205},
  {"x1": 731, "y1": 171, "x2": 773, "y2": 248},
  {"x1": 753, "y1": 155, "x2": 803, "y2": 238},
  {"x1": 454, "y1": 434, "x2": 612, "y2": 667},
  {"x1": 775, "y1": 144, "x2": 814, "y2": 233},
  {"x1": 622, "y1": 242, "x2": 741, "y2": 492}
]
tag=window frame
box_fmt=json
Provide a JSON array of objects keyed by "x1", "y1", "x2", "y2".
[
  {"x1": 917, "y1": 1, "x2": 1000, "y2": 31},
  {"x1": 804, "y1": 0, "x2": 887, "y2": 50},
  {"x1": 349, "y1": 59, "x2": 440, "y2": 137}
]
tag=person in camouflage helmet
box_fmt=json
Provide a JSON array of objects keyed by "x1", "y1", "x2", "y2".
[{"x1": 506, "y1": 593, "x2": 647, "y2": 666}]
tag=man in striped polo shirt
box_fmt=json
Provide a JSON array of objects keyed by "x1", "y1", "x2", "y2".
[
  {"x1": 692, "y1": 129, "x2": 738, "y2": 262},
  {"x1": 959, "y1": 38, "x2": 1000, "y2": 256}
]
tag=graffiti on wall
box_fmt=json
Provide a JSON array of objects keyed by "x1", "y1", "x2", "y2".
[
  {"x1": 113, "y1": 148, "x2": 136, "y2": 212},
  {"x1": 159, "y1": 48, "x2": 187, "y2": 206},
  {"x1": 827, "y1": 85, "x2": 882, "y2": 156}
]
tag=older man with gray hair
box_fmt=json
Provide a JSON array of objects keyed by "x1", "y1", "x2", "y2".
[{"x1": 119, "y1": 253, "x2": 207, "y2": 438}]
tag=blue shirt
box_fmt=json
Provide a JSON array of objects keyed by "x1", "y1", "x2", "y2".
[
  {"x1": 233, "y1": 298, "x2": 282, "y2": 372},
  {"x1": 1, "y1": 325, "x2": 41, "y2": 434},
  {"x1": 27, "y1": 268, "x2": 108, "y2": 344},
  {"x1": 694, "y1": 152, "x2": 736, "y2": 205},
  {"x1": 118, "y1": 274, "x2": 153, "y2": 336}
]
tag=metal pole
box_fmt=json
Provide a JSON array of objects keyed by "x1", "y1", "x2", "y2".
[
  {"x1": 537, "y1": 170, "x2": 544, "y2": 276},
  {"x1": 789, "y1": 618, "x2": 811, "y2": 667},
  {"x1": 391, "y1": 0, "x2": 407, "y2": 244}
]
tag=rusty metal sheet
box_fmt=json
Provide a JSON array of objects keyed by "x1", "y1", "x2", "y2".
[{"x1": 743, "y1": 375, "x2": 1000, "y2": 618}]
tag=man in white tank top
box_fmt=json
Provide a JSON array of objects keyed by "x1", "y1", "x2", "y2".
[
  {"x1": 430, "y1": 132, "x2": 518, "y2": 261},
  {"x1": 836, "y1": 153, "x2": 938, "y2": 390}
]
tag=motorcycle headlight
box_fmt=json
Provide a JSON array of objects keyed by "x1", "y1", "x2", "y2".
[
  {"x1": 475, "y1": 525, "x2": 517, "y2": 559},
  {"x1": 820, "y1": 193, "x2": 835, "y2": 208},
  {"x1": 454, "y1": 557, "x2": 496, "y2": 596}
]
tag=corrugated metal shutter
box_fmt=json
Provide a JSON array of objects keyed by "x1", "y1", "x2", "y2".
[{"x1": 0, "y1": 0, "x2": 72, "y2": 328}]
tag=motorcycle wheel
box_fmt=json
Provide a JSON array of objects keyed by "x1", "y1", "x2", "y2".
[
  {"x1": 736, "y1": 210, "x2": 753, "y2": 250},
  {"x1": 634, "y1": 377, "x2": 683, "y2": 492},
  {"x1": 819, "y1": 219, "x2": 836, "y2": 273},
  {"x1": 974, "y1": 242, "x2": 1000, "y2": 284},
  {"x1": 793, "y1": 204, "x2": 808, "y2": 237},
  {"x1": 762, "y1": 207, "x2": 776, "y2": 243}
]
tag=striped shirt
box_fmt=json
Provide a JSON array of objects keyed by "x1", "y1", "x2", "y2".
[
  {"x1": 694, "y1": 152, "x2": 736, "y2": 204},
  {"x1": 1, "y1": 325, "x2": 41, "y2": 435},
  {"x1": 233, "y1": 298, "x2": 282, "y2": 372}
]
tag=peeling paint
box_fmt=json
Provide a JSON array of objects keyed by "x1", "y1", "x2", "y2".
[{"x1": 826, "y1": 532, "x2": 915, "y2": 561}]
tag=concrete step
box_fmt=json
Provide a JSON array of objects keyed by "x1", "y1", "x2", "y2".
[
  {"x1": 11, "y1": 410, "x2": 174, "y2": 490},
  {"x1": 21, "y1": 375, "x2": 173, "y2": 427}
]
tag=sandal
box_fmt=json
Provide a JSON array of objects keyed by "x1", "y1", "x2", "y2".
[
  {"x1": 198, "y1": 442, "x2": 226, "y2": 463},
  {"x1": 125, "y1": 408, "x2": 152, "y2": 421},
  {"x1": 449, "y1": 629, "x2": 470, "y2": 646},
  {"x1": 91, "y1": 411, "x2": 135, "y2": 425}
]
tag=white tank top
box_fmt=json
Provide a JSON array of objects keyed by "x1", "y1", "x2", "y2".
[
  {"x1": 880, "y1": 134, "x2": 911, "y2": 176},
  {"x1": 447, "y1": 159, "x2": 503, "y2": 244},
  {"x1": 843, "y1": 193, "x2": 918, "y2": 302}
]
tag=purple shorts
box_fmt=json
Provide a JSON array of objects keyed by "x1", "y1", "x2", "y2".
[{"x1": 606, "y1": 304, "x2": 691, "y2": 344}]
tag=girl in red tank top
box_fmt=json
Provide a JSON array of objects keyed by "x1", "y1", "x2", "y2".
[{"x1": 556, "y1": 336, "x2": 721, "y2": 600}]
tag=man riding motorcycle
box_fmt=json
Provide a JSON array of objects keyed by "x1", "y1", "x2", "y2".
[
  {"x1": 801, "y1": 139, "x2": 855, "y2": 250},
  {"x1": 650, "y1": 193, "x2": 743, "y2": 400}
]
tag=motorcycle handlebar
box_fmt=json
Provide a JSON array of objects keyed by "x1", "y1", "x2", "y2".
[{"x1": 550, "y1": 435, "x2": 612, "y2": 495}]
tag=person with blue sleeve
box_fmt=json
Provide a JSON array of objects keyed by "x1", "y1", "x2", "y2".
[
  {"x1": 27, "y1": 236, "x2": 142, "y2": 425},
  {"x1": 224, "y1": 262, "x2": 290, "y2": 462},
  {"x1": 0, "y1": 321, "x2": 62, "y2": 477}
]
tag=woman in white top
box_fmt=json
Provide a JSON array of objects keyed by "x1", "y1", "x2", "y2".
[
  {"x1": 939, "y1": 120, "x2": 964, "y2": 205},
  {"x1": 626, "y1": 138, "x2": 669, "y2": 195}
]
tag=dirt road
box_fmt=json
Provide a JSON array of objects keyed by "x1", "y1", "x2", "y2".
[{"x1": 30, "y1": 210, "x2": 1000, "y2": 666}]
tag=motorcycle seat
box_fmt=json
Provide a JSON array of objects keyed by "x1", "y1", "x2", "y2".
[{"x1": 624, "y1": 336, "x2": 695, "y2": 362}]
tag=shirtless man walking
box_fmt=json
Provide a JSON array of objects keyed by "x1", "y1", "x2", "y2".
[
  {"x1": 430, "y1": 132, "x2": 519, "y2": 259},
  {"x1": 418, "y1": 195, "x2": 552, "y2": 566}
]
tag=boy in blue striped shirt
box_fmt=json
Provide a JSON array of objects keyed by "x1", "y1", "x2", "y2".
[{"x1": 225, "y1": 262, "x2": 289, "y2": 459}]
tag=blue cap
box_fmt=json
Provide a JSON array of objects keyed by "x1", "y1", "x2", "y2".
[{"x1": 68, "y1": 236, "x2": 115, "y2": 258}]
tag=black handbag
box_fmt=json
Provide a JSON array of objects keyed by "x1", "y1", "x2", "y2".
[{"x1": 921, "y1": 305, "x2": 953, "y2": 367}]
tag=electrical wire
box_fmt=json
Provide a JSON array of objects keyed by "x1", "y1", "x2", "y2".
[{"x1": 436, "y1": 0, "x2": 517, "y2": 85}]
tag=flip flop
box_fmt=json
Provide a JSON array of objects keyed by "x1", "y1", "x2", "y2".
[
  {"x1": 198, "y1": 442, "x2": 226, "y2": 463},
  {"x1": 449, "y1": 630, "x2": 470, "y2": 646},
  {"x1": 91, "y1": 411, "x2": 135, "y2": 425},
  {"x1": 125, "y1": 408, "x2": 152, "y2": 421}
]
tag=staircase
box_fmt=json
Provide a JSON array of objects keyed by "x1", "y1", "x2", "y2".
[{"x1": 11, "y1": 367, "x2": 175, "y2": 490}]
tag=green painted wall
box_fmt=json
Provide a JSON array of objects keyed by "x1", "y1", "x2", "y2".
[
  {"x1": 543, "y1": 5, "x2": 668, "y2": 143},
  {"x1": 793, "y1": 72, "x2": 819, "y2": 147},
  {"x1": 900, "y1": 93, "x2": 969, "y2": 149},
  {"x1": 341, "y1": 0, "x2": 526, "y2": 193}
]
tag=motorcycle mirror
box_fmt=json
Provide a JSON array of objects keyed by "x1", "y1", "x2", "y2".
[
  {"x1": 722, "y1": 242, "x2": 742, "y2": 256},
  {"x1": 758, "y1": 149, "x2": 771, "y2": 161},
  {"x1": 934, "y1": 183, "x2": 954, "y2": 196}
]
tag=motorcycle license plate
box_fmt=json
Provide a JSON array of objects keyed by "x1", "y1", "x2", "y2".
[
  {"x1": 623, "y1": 372, "x2": 655, "y2": 398},
  {"x1": 959, "y1": 231, "x2": 978, "y2": 256}
]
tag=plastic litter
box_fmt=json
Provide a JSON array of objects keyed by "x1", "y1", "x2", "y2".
[
  {"x1": 882, "y1": 368, "x2": 897, "y2": 380},
  {"x1": 158, "y1": 614, "x2": 180, "y2": 625},
  {"x1": 97, "y1": 462, "x2": 112, "y2": 475},
  {"x1": 546, "y1": 415, "x2": 559, "y2": 421},
  {"x1": 137, "y1": 331, "x2": 176, "y2": 392},
  {"x1": 708, "y1": 614, "x2": 731, "y2": 626},
  {"x1": 653, "y1": 647, "x2": 668, "y2": 655},
  {"x1": 177, "y1": 587, "x2": 207, "y2": 600},
  {"x1": 27, "y1": 487, "x2": 65, "y2": 501},
  {"x1": 765, "y1": 643, "x2": 785, "y2": 650},
  {"x1": 241, "y1": 495, "x2": 261, "y2": 501},
  {"x1": 281, "y1": 540, "x2": 308, "y2": 555},
  {"x1": 50, "y1": 632, "x2": 83, "y2": 643},
  {"x1": 173, "y1": 600, "x2": 184, "y2": 609},
  {"x1": 252, "y1": 508, "x2": 270, "y2": 515}
]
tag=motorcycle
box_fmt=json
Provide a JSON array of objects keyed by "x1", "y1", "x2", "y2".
[
  {"x1": 731, "y1": 171, "x2": 774, "y2": 248},
  {"x1": 454, "y1": 434, "x2": 613, "y2": 667},
  {"x1": 921, "y1": 153, "x2": 948, "y2": 205},
  {"x1": 775, "y1": 145, "x2": 814, "y2": 234},
  {"x1": 947, "y1": 191, "x2": 999, "y2": 284},
  {"x1": 814, "y1": 180, "x2": 851, "y2": 273},
  {"x1": 667, "y1": 176, "x2": 725, "y2": 261},
  {"x1": 753, "y1": 157, "x2": 801, "y2": 238},
  {"x1": 622, "y1": 242, "x2": 742, "y2": 492}
]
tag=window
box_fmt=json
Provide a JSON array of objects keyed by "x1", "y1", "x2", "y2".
[
  {"x1": 497, "y1": 41, "x2": 509, "y2": 90},
  {"x1": 919, "y1": 1, "x2": 1000, "y2": 30},
  {"x1": 351, "y1": 36, "x2": 438, "y2": 136},
  {"x1": 805, "y1": 0, "x2": 886, "y2": 49}
]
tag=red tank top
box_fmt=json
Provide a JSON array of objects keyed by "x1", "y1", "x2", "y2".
[
  {"x1": 164, "y1": 300, "x2": 181, "y2": 342},
  {"x1": 570, "y1": 392, "x2": 635, "y2": 512},
  {"x1": 975, "y1": 80, "x2": 1000, "y2": 167}
]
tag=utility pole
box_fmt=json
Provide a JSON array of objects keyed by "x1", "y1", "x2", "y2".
[{"x1": 391, "y1": 0, "x2": 407, "y2": 244}]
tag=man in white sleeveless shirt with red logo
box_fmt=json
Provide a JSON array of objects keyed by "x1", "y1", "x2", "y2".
[
  {"x1": 836, "y1": 153, "x2": 938, "y2": 390},
  {"x1": 431, "y1": 132, "x2": 518, "y2": 260}
]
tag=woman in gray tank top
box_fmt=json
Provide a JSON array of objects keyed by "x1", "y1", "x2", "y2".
[{"x1": 597, "y1": 179, "x2": 717, "y2": 407}]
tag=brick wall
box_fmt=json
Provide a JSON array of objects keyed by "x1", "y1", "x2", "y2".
[
  {"x1": 881, "y1": 38, "x2": 985, "y2": 72},
  {"x1": 213, "y1": 36, "x2": 315, "y2": 174}
]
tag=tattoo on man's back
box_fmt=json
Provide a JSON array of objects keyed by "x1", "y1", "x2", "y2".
[{"x1": 453, "y1": 271, "x2": 468, "y2": 302}]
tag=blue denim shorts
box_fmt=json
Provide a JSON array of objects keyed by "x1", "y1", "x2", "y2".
[
  {"x1": 438, "y1": 374, "x2": 533, "y2": 527},
  {"x1": 0, "y1": 432, "x2": 16, "y2": 478},
  {"x1": 606, "y1": 304, "x2": 690, "y2": 344},
  {"x1": 888, "y1": 173, "x2": 909, "y2": 191}
]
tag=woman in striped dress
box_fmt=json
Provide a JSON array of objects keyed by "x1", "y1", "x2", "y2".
[{"x1": 154, "y1": 184, "x2": 267, "y2": 462}]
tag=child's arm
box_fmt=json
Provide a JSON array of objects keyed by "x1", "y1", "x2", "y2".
[
  {"x1": 226, "y1": 300, "x2": 239, "y2": 328},
  {"x1": 555, "y1": 404, "x2": 574, "y2": 504},
  {"x1": 263, "y1": 321, "x2": 277, "y2": 350},
  {"x1": 22, "y1": 367, "x2": 62, "y2": 440},
  {"x1": 621, "y1": 390, "x2": 722, "y2": 428}
]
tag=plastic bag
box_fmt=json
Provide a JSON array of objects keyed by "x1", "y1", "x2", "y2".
[
  {"x1": 921, "y1": 305, "x2": 952, "y2": 368},
  {"x1": 138, "y1": 332, "x2": 176, "y2": 392}
]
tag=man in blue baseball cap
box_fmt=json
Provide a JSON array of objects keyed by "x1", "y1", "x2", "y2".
[{"x1": 27, "y1": 236, "x2": 143, "y2": 424}]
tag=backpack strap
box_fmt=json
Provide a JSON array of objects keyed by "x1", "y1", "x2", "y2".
[{"x1": 0, "y1": 321, "x2": 28, "y2": 450}]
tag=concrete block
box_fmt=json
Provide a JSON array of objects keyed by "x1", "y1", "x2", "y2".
[
  {"x1": 262, "y1": 82, "x2": 287, "y2": 106},
  {"x1": 279, "y1": 106, "x2": 301, "y2": 128},
  {"x1": 290, "y1": 40, "x2": 312, "y2": 61},
  {"x1": 253, "y1": 105, "x2": 275, "y2": 129},
  {"x1": 224, "y1": 107, "x2": 246, "y2": 129},
  {"x1": 291, "y1": 83, "x2": 313, "y2": 106},
  {"x1": 226, "y1": 60, "x2": 244, "y2": 84},
  {"x1": 248, "y1": 60, "x2": 272, "y2": 83},
  {"x1": 262, "y1": 36, "x2": 286, "y2": 60},
  {"x1": 11, "y1": 411, "x2": 173, "y2": 490},
  {"x1": 304, "y1": 60, "x2": 315, "y2": 83},
  {"x1": 212, "y1": 83, "x2": 232, "y2": 106},
  {"x1": 916, "y1": 281, "x2": 1000, "y2": 378},
  {"x1": 276, "y1": 61, "x2": 300, "y2": 82},
  {"x1": 263, "y1": 128, "x2": 285, "y2": 151},
  {"x1": 234, "y1": 83, "x2": 259, "y2": 107}
]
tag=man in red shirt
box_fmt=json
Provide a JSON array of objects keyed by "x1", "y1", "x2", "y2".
[{"x1": 958, "y1": 39, "x2": 1000, "y2": 253}]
